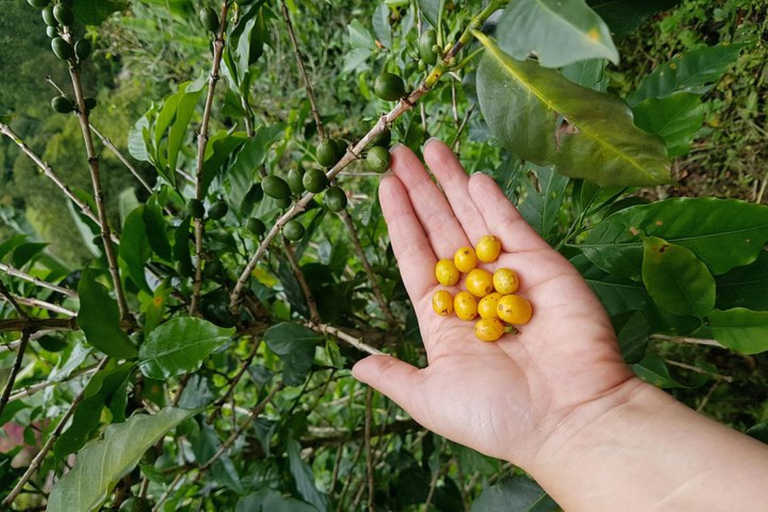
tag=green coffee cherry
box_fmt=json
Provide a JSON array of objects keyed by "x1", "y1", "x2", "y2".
[
  {"x1": 75, "y1": 39, "x2": 92, "y2": 62},
  {"x1": 275, "y1": 197, "x2": 292, "y2": 209},
  {"x1": 374, "y1": 72, "x2": 406, "y2": 101},
  {"x1": 246, "y1": 217, "x2": 266, "y2": 236},
  {"x1": 261, "y1": 175, "x2": 290, "y2": 200},
  {"x1": 208, "y1": 200, "x2": 228, "y2": 220},
  {"x1": 84, "y1": 97, "x2": 97, "y2": 112},
  {"x1": 332, "y1": 138, "x2": 346, "y2": 160},
  {"x1": 370, "y1": 128, "x2": 391, "y2": 148},
  {"x1": 302, "y1": 168, "x2": 328, "y2": 194},
  {"x1": 286, "y1": 166, "x2": 305, "y2": 195},
  {"x1": 324, "y1": 186, "x2": 347, "y2": 212},
  {"x1": 27, "y1": 0, "x2": 50, "y2": 9},
  {"x1": 42, "y1": 6, "x2": 57, "y2": 26},
  {"x1": 51, "y1": 96, "x2": 74, "y2": 114},
  {"x1": 46, "y1": 26, "x2": 58, "y2": 38},
  {"x1": 187, "y1": 199, "x2": 205, "y2": 219},
  {"x1": 316, "y1": 139, "x2": 340, "y2": 168},
  {"x1": 119, "y1": 497, "x2": 153, "y2": 512},
  {"x1": 419, "y1": 29, "x2": 438, "y2": 65},
  {"x1": 53, "y1": 3, "x2": 74, "y2": 26},
  {"x1": 51, "y1": 37, "x2": 74, "y2": 61},
  {"x1": 366, "y1": 146, "x2": 391, "y2": 173},
  {"x1": 283, "y1": 220, "x2": 304, "y2": 241},
  {"x1": 200, "y1": 7, "x2": 219, "y2": 33}
]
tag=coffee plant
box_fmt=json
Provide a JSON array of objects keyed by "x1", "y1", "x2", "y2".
[{"x1": 1, "y1": 0, "x2": 766, "y2": 510}]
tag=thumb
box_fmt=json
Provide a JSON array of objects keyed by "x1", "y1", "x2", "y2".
[{"x1": 352, "y1": 355, "x2": 422, "y2": 413}]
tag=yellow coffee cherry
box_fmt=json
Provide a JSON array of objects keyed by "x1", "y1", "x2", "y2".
[
  {"x1": 477, "y1": 292, "x2": 502, "y2": 319},
  {"x1": 493, "y1": 268, "x2": 519, "y2": 294},
  {"x1": 465, "y1": 268, "x2": 494, "y2": 298},
  {"x1": 453, "y1": 246, "x2": 477, "y2": 273},
  {"x1": 432, "y1": 290, "x2": 454, "y2": 316},
  {"x1": 435, "y1": 259, "x2": 460, "y2": 286},
  {"x1": 454, "y1": 291, "x2": 478, "y2": 321},
  {"x1": 474, "y1": 318, "x2": 505, "y2": 342},
  {"x1": 497, "y1": 295, "x2": 533, "y2": 325},
  {"x1": 475, "y1": 235, "x2": 502, "y2": 263}
]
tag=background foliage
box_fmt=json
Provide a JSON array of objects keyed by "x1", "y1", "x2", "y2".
[{"x1": 1, "y1": 0, "x2": 767, "y2": 510}]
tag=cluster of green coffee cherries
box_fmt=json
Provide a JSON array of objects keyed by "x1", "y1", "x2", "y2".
[{"x1": 27, "y1": 0, "x2": 97, "y2": 116}]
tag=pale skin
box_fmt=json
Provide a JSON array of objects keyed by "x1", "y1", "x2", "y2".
[{"x1": 352, "y1": 139, "x2": 768, "y2": 511}]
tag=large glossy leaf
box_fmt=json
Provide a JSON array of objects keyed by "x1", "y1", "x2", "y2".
[
  {"x1": 615, "y1": 311, "x2": 650, "y2": 364},
  {"x1": 47, "y1": 408, "x2": 195, "y2": 512},
  {"x1": 138, "y1": 318, "x2": 235, "y2": 379},
  {"x1": 571, "y1": 254, "x2": 649, "y2": 316},
  {"x1": 372, "y1": 3, "x2": 392, "y2": 49},
  {"x1": 642, "y1": 237, "x2": 715, "y2": 317},
  {"x1": 227, "y1": 124, "x2": 286, "y2": 215},
  {"x1": 581, "y1": 198, "x2": 768, "y2": 277},
  {"x1": 417, "y1": 0, "x2": 445, "y2": 30},
  {"x1": 72, "y1": 0, "x2": 129, "y2": 25},
  {"x1": 475, "y1": 32, "x2": 670, "y2": 187},
  {"x1": 587, "y1": 0, "x2": 680, "y2": 40},
  {"x1": 143, "y1": 199, "x2": 172, "y2": 261},
  {"x1": 629, "y1": 44, "x2": 744, "y2": 106},
  {"x1": 54, "y1": 362, "x2": 134, "y2": 458},
  {"x1": 236, "y1": 490, "x2": 318, "y2": 512},
  {"x1": 469, "y1": 475, "x2": 558, "y2": 512},
  {"x1": 716, "y1": 251, "x2": 768, "y2": 311},
  {"x1": 202, "y1": 132, "x2": 248, "y2": 196},
  {"x1": 264, "y1": 323, "x2": 319, "y2": 386},
  {"x1": 119, "y1": 205, "x2": 151, "y2": 293},
  {"x1": 633, "y1": 92, "x2": 704, "y2": 158},
  {"x1": 518, "y1": 165, "x2": 569, "y2": 242},
  {"x1": 77, "y1": 268, "x2": 138, "y2": 359},
  {"x1": 288, "y1": 437, "x2": 328, "y2": 511},
  {"x1": 173, "y1": 216, "x2": 193, "y2": 278},
  {"x1": 496, "y1": 0, "x2": 618, "y2": 68},
  {"x1": 708, "y1": 308, "x2": 768, "y2": 355}
]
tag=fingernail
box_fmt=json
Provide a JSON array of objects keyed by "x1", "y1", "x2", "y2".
[
  {"x1": 390, "y1": 143, "x2": 404, "y2": 153},
  {"x1": 423, "y1": 137, "x2": 441, "y2": 149}
]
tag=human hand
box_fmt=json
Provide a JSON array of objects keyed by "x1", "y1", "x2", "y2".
[{"x1": 353, "y1": 140, "x2": 641, "y2": 468}]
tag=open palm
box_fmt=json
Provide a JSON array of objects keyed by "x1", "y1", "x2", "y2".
[{"x1": 353, "y1": 140, "x2": 636, "y2": 466}]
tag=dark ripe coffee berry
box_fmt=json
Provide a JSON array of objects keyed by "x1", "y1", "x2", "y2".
[{"x1": 84, "y1": 97, "x2": 97, "y2": 112}]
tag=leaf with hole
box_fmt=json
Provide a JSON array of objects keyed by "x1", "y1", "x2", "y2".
[{"x1": 475, "y1": 32, "x2": 670, "y2": 187}]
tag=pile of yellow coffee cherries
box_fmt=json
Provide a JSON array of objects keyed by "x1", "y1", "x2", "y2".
[{"x1": 431, "y1": 235, "x2": 533, "y2": 342}]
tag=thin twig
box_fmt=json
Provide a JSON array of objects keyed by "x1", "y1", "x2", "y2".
[
  {"x1": 89, "y1": 124, "x2": 153, "y2": 194},
  {"x1": 664, "y1": 359, "x2": 734, "y2": 383},
  {"x1": 62, "y1": 34, "x2": 129, "y2": 322},
  {"x1": 284, "y1": 240, "x2": 320, "y2": 323},
  {"x1": 191, "y1": 0, "x2": 231, "y2": 317},
  {"x1": 0, "y1": 330, "x2": 31, "y2": 418},
  {"x1": 329, "y1": 442, "x2": 344, "y2": 505},
  {"x1": 650, "y1": 334, "x2": 725, "y2": 348},
  {"x1": 0, "y1": 281, "x2": 29, "y2": 319},
  {"x1": 207, "y1": 339, "x2": 263, "y2": 423},
  {"x1": 195, "y1": 383, "x2": 284, "y2": 476},
  {"x1": 451, "y1": 102, "x2": 475, "y2": 152},
  {"x1": 697, "y1": 381, "x2": 719, "y2": 413},
  {"x1": 8, "y1": 364, "x2": 100, "y2": 403},
  {"x1": 0, "y1": 339, "x2": 22, "y2": 353},
  {"x1": 230, "y1": 1, "x2": 503, "y2": 313},
  {"x1": 423, "y1": 457, "x2": 441, "y2": 512},
  {"x1": 5, "y1": 295, "x2": 76, "y2": 317},
  {"x1": 310, "y1": 323, "x2": 386, "y2": 356},
  {"x1": 0, "y1": 262, "x2": 77, "y2": 298},
  {"x1": 152, "y1": 473, "x2": 185, "y2": 512},
  {"x1": 338, "y1": 210, "x2": 396, "y2": 325},
  {"x1": 2, "y1": 357, "x2": 110, "y2": 507},
  {"x1": 365, "y1": 387, "x2": 374, "y2": 512},
  {"x1": 280, "y1": 0, "x2": 324, "y2": 139},
  {"x1": 0, "y1": 317, "x2": 78, "y2": 333}
]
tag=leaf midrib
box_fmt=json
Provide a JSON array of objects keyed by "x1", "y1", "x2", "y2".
[{"x1": 582, "y1": 222, "x2": 768, "y2": 248}]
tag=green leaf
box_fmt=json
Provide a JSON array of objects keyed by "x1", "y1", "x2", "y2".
[
  {"x1": 631, "y1": 353, "x2": 686, "y2": 388},
  {"x1": 708, "y1": 308, "x2": 768, "y2": 355},
  {"x1": 47, "y1": 408, "x2": 195, "y2": 512},
  {"x1": 581, "y1": 197, "x2": 768, "y2": 277},
  {"x1": 117, "y1": 188, "x2": 140, "y2": 227},
  {"x1": 347, "y1": 19, "x2": 375, "y2": 49},
  {"x1": 372, "y1": 3, "x2": 392, "y2": 49},
  {"x1": 587, "y1": 0, "x2": 680, "y2": 40},
  {"x1": 227, "y1": 124, "x2": 286, "y2": 213},
  {"x1": 263, "y1": 323, "x2": 319, "y2": 387},
  {"x1": 119, "y1": 206, "x2": 151, "y2": 293},
  {"x1": 143, "y1": 199, "x2": 172, "y2": 261},
  {"x1": 236, "y1": 490, "x2": 318, "y2": 512},
  {"x1": 288, "y1": 437, "x2": 328, "y2": 511},
  {"x1": 127, "y1": 109, "x2": 153, "y2": 163},
  {"x1": 561, "y1": 59, "x2": 609, "y2": 91},
  {"x1": 642, "y1": 237, "x2": 715, "y2": 317},
  {"x1": 138, "y1": 318, "x2": 235, "y2": 379},
  {"x1": 746, "y1": 422, "x2": 768, "y2": 444},
  {"x1": 715, "y1": 251, "x2": 768, "y2": 311},
  {"x1": 633, "y1": 92, "x2": 704, "y2": 158},
  {"x1": 517, "y1": 165, "x2": 569, "y2": 242},
  {"x1": 629, "y1": 44, "x2": 744, "y2": 106},
  {"x1": 55, "y1": 362, "x2": 134, "y2": 459},
  {"x1": 614, "y1": 311, "x2": 649, "y2": 364},
  {"x1": 173, "y1": 216, "x2": 194, "y2": 278},
  {"x1": 572, "y1": 254, "x2": 649, "y2": 316},
  {"x1": 417, "y1": 0, "x2": 445, "y2": 30},
  {"x1": 475, "y1": 32, "x2": 670, "y2": 187},
  {"x1": 469, "y1": 475, "x2": 558, "y2": 512},
  {"x1": 496, "y1": 0, "x2": 618, "y2": 68},
  {"x1": 77, "y1": 267, "x2": 138, "y2": 359},
  {"x1": 202, "y1": 132, "x2": 248, "y2": 195},
  {"x1": 72, "y1": 0, "x2": 129, "y2": 25}
]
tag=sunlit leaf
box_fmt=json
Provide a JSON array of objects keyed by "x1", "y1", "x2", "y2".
[{"x1": 708, "y1": 308, "x2": 768, "y2": 355}]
